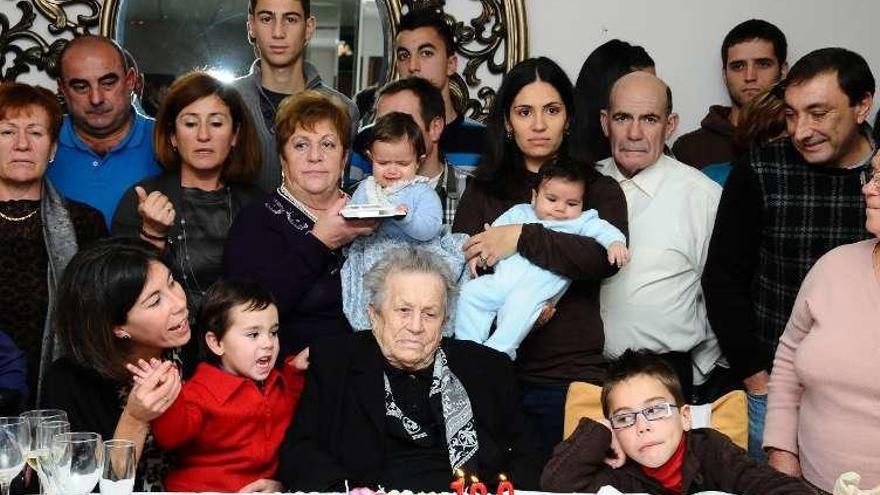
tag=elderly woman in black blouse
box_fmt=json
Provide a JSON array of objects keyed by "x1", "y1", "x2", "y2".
[
  {"x1": 279, "y1": 246, "x2": 542, "y2": 492},
  {"x1": 224, "y1": 90, "x2": 376, "y2": 362},
  {"x1": 0, "y1": 82, "x2": 105, "y2": 407}
]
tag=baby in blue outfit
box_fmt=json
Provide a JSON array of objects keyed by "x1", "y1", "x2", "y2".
[
  {"x1": 343, "y1": 112, "x2": 467, "y2": 331},
  {"x1": 455, "y1": 159, "x2": 629, "y2": 359}
]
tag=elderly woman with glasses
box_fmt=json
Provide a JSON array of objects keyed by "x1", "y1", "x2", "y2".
[
  {"x1": 0, "y1": 82, "x2": 106, "y2": 407},
  {"x1": 763, "y1": 153, "x2": 880, "y2": 493},
  {"x1": 278, "y1": 246, "x2": 542, "y2": 492}
]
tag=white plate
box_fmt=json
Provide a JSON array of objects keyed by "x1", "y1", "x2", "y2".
[{"x1": 341, "y1": 204, "x2": 406, "y2": 219}]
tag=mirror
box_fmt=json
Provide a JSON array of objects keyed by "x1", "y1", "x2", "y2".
[{"x1": 102, "y1": 0, "x2": 390, "y2": 116}]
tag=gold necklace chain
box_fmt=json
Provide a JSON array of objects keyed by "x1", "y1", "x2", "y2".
[{"x1": 0, "y1": 207, "x2": 39, "y2": 222}]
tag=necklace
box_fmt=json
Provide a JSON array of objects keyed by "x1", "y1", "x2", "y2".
[
  {"x1": 277, "y1": 184, "x2": 320, "y2": 222},
  {"x1": 0, "y1": 207, "x2": 39, "y2": 222},
  {"x1": 175, "y1": 186, "x2": 233, "y2": 299}
]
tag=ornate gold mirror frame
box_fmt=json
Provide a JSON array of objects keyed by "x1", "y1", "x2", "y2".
[{"x1": 0, "y1": 0, "x2": 527, "y2": 120}]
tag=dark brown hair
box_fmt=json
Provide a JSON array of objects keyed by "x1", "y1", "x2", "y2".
[
  {"x1": 199, "y1": 278, "x2": 276, "y2": 364},
  {"x1": 55, "y1": 238, "x2": 164, "y2": 382},
  {"x1": 532, "y1": 155, "x2": 589, "y2": 192},
  {"x1": 154, "y1": 71, "x2": 261, "y2": 184},
  {"x1": 397, "y1": 8, "x2": 454, "y2": 56},
  {"x1": 734, "y1": 83, "x2": 788, "y2": 152},
  {"x1": 367, "y1": 112, "x2": 426, "y2": 159},
  {"x1": 248, "y1": 0, "x2": 310, "y2": 17},
  {"x1": 274, "y1": 90, "x2": 351, "y2": 156},
  {"x1": 600, "y1": 349, "x2": 685, "y2": 418},
  {"x1": 377, "y1": 77, "x2": 445, "y2": 129},
  {"x1": 0, "y1": 82, "x2": 63, "y2": 142}
]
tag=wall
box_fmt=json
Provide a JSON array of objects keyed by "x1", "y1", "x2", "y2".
[
  {"x1": 526, "y1": 0, "x2": 880, "y2": 138},
  {"x1": 4, "y1": 0, "x2": 880, "y2": 136}
]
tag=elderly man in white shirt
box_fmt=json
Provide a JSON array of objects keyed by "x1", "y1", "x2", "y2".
[{"x1": 597, "y1": 71, "x2": 724, "y2": 401}]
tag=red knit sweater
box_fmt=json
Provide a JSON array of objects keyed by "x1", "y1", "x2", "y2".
[
  {"x1": 152, "y1": 362, "x2": 305, "y2": 492},
  {"x1": 640, "y1": 434, "x2": 687, "y2": 493}
]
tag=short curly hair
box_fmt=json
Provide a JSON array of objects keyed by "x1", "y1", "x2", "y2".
[
  {"x1": 0, "y1": 82, "x2": 63, "y2": 143},
  {"x1": 274, "y1": 90, "x2": 352, "y2": 156}
]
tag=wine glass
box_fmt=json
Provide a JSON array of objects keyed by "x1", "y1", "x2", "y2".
[
  {"x1": 20, "y1": 410, "x2": 68, "y2": 455},
  {"x1": 0, "y1": 417, "x2": 28, "y2": 495},
  {"x1": 52, "y1": 433, "x2": 103, "y2": 495},
  {"x1": 31, "y1": 420, "x2": 69, "y2": 495},
  {"x1": 21, "y1": 410, "x2": 68, "y2": 494},
  {"x1": 99, "y1": 440, "x2": 135, "y2": 495}
]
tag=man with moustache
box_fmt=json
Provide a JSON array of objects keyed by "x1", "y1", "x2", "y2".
[
  {"x1": 596, "y1": 71, "x2": 723, "y2": 402},
  {"x1": 233, "y1": 0, "x2": 358, "y2": 193},
  {"x1": 673, "y1": 19, "x2": 788, "y2": 185},
  {"x1": 48, "y1": 36, "x2": 161, "y2": 227},
  {"x1": 702, "y1": 47, "x2": 875, "y2": 460}
]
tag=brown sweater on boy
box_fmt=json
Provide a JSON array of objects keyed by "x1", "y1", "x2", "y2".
[{"x1": 541, "y1": 418, "x2": 813, "y2": 495}]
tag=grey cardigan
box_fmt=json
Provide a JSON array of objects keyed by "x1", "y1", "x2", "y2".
[{"x1": 37, "y1": 179, "x2": 80, "y2": 405}]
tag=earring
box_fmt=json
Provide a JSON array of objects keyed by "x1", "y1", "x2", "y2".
[
  {"x1": 118, "y1": 332, "x2": 131, "y2": 340},
  {"x1": 505, "y1": 130, "x2": 513, "y2": 141}
]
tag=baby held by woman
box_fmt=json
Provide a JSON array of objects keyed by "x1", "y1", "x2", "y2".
[
  {"x1": 342, "y1": 112, "x2": 467, "y2": 331},
  {"x1": 455, "y1": 158, "x2": 628, "y2": 359}
]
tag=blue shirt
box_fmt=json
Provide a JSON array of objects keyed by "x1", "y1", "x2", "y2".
[{"x1": 47, "y1": 110, "x2": 162, "y2": 227}]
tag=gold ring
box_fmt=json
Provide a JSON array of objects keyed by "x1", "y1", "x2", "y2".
[{"x1": 479, "y1": 255, "x2": 487, "y2": 265}]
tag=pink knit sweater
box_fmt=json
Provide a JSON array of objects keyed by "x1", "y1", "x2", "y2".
[{"x1": 764, "y1": 239, "x2": 880, "y2": 492}]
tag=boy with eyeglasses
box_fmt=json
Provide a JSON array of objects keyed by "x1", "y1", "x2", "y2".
[{"x1": 541, "y1": 350, "x2": 812, "y2": 494}]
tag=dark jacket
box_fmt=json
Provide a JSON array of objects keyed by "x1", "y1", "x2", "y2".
[
  {"x1": 279, "y1": 333, "x2": 543, "y2": 492},
  {"x1": 541, "y1": 418, "x2": 813, "y2": 495},
  {"x1": 43, "y1": 356, "x2": 121, "y2": 441},
  {"x1": 672, "y1": 105, "x2": 738, "y2": 170},
  {"x1": 112, "y1": 172, "x2": 263, "y2": 311}
]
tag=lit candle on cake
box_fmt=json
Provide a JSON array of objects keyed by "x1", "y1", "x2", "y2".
[
  {"x1": 496, "y1": 474, "x2": 514, "y2": 495},
  {"x1": 450, "y1": 469, "x2": 466, "y2": 495},
  {"x1": 469, "y1": 476, "x2": 487, "y2": 495}
]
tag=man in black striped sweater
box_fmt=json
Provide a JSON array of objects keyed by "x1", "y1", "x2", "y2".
[{"x1": 702, "y1": 47, "x2": 875, "y2": 462}]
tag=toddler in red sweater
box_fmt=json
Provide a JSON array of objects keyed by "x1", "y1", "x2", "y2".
[
  {"x1": 541, "y1": 350, "x2": 812, "y2": 494},
  {"x1": 148, "y1": 279, "x2": 305, "y2": 492}
]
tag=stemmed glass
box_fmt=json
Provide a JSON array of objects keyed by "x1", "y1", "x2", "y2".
[
  {"x1": 31, "y1": 420, "x2": 69, "y2": 495},
  {"x1": 99, "y1": 440, "x2": 135, "y2": 495},
  {"x1": 21, "y1": 410, "x2": 68, "y2": 494},
  {"x1": 52, "y1": 432, "x2": 103, "y2": 495},
  {"x1": 0, "y1": 417, "x2": 29, "y2": 495}
]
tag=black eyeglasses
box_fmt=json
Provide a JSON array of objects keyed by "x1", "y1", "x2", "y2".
[{"x1": 609, "y1": 402, "x2": 678, "y2": 429}]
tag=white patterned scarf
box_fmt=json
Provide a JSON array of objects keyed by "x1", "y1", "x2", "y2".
[{"x1": 383, "y1": 347, "x2": 479, "y2": 471}]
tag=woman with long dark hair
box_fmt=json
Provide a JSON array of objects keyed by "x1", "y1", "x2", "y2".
[
  {"x1": 573, "y1": 40, "x2": 655, "y2": 163},
  {"x1": 44, "y1": 237, "x2": 191, "y2": 490},
  {"x1": 452, "y1": 57, "x2": 628, "y2": 461}
]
